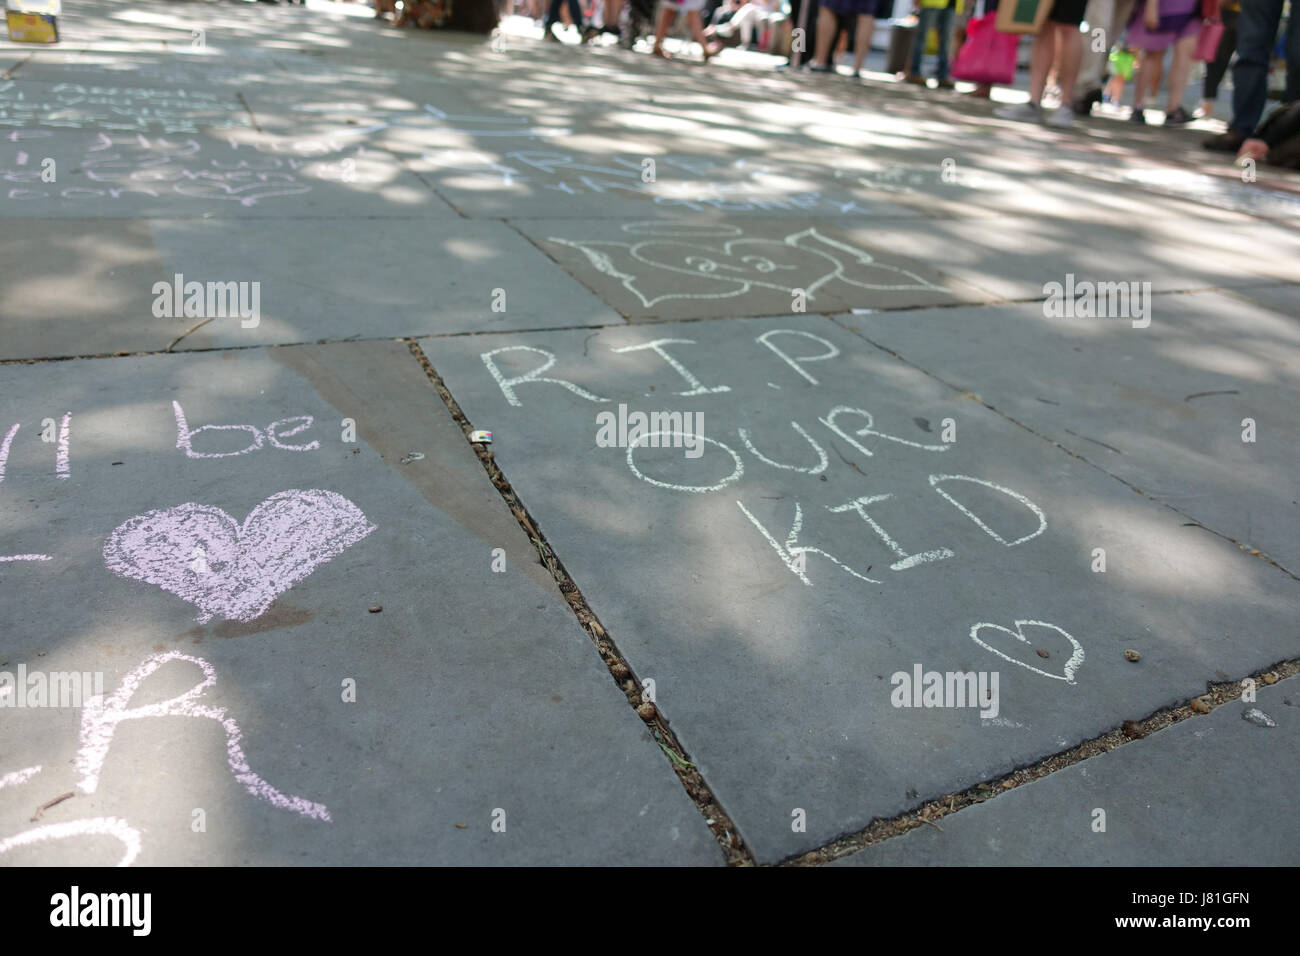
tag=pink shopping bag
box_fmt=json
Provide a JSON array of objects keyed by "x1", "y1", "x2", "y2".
[
  {"x1": 951, "y1": 12, "x2": 1019, "y2": 86},
  {"x1": 1194, "y1": 19, "x2": 1226, "y2": 62}
]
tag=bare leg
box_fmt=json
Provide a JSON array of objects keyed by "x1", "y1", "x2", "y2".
[
  {"x1": 652, "y1": 7, "x2": 676, "y2": 55},
  {"x1": 810, "y1": 7, "x2": 838, "y2": 67},
  {"x1": 1054, "y1": 22, "x2": 1083, "y2": 104},
  {"x1": 686, "y1": 10, "x2": 719, "y2": 58},
  {"x1": 852, "y1": 15, "x2": 875, "y2": 74},
  {"x1": 1163, "y1": 34, "x2": 1196, "y2": 112},
  {"x1": 1027, "y1": 24, "x2": 1058, "y2": 103}
]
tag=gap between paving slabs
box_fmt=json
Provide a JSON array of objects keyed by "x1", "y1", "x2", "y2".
[
  {"x1": 409, "y1": 317, "x2": 1298, "y2": 867},
  {"x1": 787, "y1": 657, "x2": 1300, "y2": 866},
  {"x1": 402, "y1": 339, "x2": 753, "y2": 867}
]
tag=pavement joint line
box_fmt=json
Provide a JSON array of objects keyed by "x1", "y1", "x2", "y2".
[
  {"x1": 402, "y1": 336, "x2": 755, "y2": 866},
  {"x1": 502, "y1": 219, "x2": 635, "y2": 322},
  {"x1": 0, "y1": 284, "x2": 1273, "y2": 366},
  {"x1": 828, "y1": 316, "x2": 1300, "y2": 582},
  {"x1": 1, "y1": 53, "x2": 33, "y2": 80},
  {"x1": 235, "y1": 92, "x2": 263, "y2": 134},
  {"x1": 783, "y1": 663, "x2": 1300, "y2": 866}
]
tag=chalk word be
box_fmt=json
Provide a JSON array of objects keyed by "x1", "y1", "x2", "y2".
[
  {"x1": 891, "y1": 664, "x2": 999, "y2": 719},
  {"x1": 152, "y1": 273, "x2": 260, "y2": 329},
  {"x1": 596, "y1": 404, "x2": 703, "y2": 459},
  {"x1": 172, "y1": 401, "x2": 318, "y2": 458}
]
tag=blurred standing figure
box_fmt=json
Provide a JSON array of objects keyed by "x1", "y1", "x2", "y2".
[
  {"x1": 994, "y1": 0, "x2": 1089, "y2": 127},
  {"x1": 1199, "y1": 0, "x2": 1240, "y2": 116},
  {"x1": 905, "y1": 0, "x2": 959, "y2": 88},
  {"x1": 1126, "y1": 0, "x2": 1202, "y2": 124},
  {"x1": 544, "y1": 0, "x2": 590, "y2": 40},
  {"x1": 583, "y1": 0, "x2": 625, "y2": 40},
  {"x1": 808, "y1": 0, "x2": 880, "y2": 76},
  {"x1": 1073, "y1": 0, "x2": 1137, "y2": 113},
  {"x1": 1204, "y1": 0, "x2": 1297, "y2": 152},
  {"x1": 652, "y1": 0, "x2": 723, "y2": 58}
]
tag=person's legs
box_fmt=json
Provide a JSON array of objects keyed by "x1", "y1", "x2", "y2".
[
  {"x1": 544, "y1": 0, "x2": 564, "y2": 29},
  {"x1": 933, "y1": 4, "x2": 954, "y2": 79},
  {"x1": 653, "y1": 5, "x2": 677, "y2": 53},
  {"x1": 685, "y1": 9, "x2": 718, "y2": 55},
  {"x1": 1230, "y1": 0, "x2": 1286, "y2": 137},
  {"x1": 1202, "y1": 7, "x2": 1238, "y2": 112},
  {"x1": 1076, "y1": 0, "x2": 1116, "y2": 94},
  {"x1": 566, "y1": 0, "x2": 585, "y2": 28},
  {"x1": 1027, "y1": 23, "x2": 1058, "y2": 103},
  {"x1": 1054, "y1": 20, "x2": 1083, "y2": 103},
  {"x1": 811, "y1": 6, "x2": 840, "y2": 65},
  {"x1": 910, "y1": 7, "x2": 936, "y2": 77},
  {"x1": 851, "y1": 12, "x2": 875, "y2": 73},
  {"x1": 1163, "y1": 32, "x2": 1197, "y2": 114}
]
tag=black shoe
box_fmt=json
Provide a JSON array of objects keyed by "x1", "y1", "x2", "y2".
[
  {"x1": 1130, "y1": 107, "x2": 1146, "y2": 125},
  {"x1": 1164, "y1": 106, "x2": 1193, "y2": 126},
  {"x1": 1203, "y1": 129, "x2": 1245, "y2": 151},
  {"x1": 1072, "y1": 87, "x2": 1102, "y2": 116}
]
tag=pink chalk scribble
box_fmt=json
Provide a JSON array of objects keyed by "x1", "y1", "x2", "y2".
[
  {"x1": 102, "y1": 489, "x2": 375, "y2": 623},
  {"x1": 0, "y1": 818, "x2": 142, "y2": 867},
  {"x1": 76, "y1": 651, "x2": 331, "y2": 822}
]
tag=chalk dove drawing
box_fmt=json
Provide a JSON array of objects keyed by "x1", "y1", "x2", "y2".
[{"x1": 549, "y1": 224, "x2": 944, "y2": 308}]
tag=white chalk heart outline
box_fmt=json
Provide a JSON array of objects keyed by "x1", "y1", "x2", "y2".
[{"x1": 969, "y1": 619, "x2": 1084, "y2": 684}]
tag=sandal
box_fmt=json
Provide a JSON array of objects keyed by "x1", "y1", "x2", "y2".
[{"x1": 1163, "y1": 106, "x2": 1192, "y2": 126}]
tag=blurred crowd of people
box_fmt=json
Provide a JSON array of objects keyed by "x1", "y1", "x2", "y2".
[{"x1": 366, "y1": 0, "x2": 1299, "y2": 166}]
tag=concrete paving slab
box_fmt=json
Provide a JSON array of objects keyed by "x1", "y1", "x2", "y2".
[
  {"x1": 428, "y1": 315, "x2": 1300, "y2": 862},
  {"x1": 832, "y1": 216, "x2": 1300, "y2": 302},
  {"x1": 515, "y1": 218, "x2": 991, "y2": 320},
  {"x1": 0, "y1": 218, "x2": 616, "y2": 359},
  {"x1": 0, "y1": 127, "x2": 453, "y2": 220},
  {"x1": 833, "y1": 292, "x2": 1300, "y2": 570},
  {"x1": 834, "y1": 679, "x2": 1300, "y2": 865},
  {"x1": 0, "y1": 342, "x2": 720, "y2": 865}
]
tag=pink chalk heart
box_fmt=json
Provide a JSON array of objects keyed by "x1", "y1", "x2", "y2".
[{"x1": 103, "y1": 489, "x2": 376, "y2": 623}]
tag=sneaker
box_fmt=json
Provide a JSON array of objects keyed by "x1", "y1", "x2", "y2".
[
  {"x1": 934, "y1": 77, "x2": 955, "y2": 90},
  {"x1": 994, "y1": 102, "x2": 1042, "y2": 123},
  {"x1": 1163, "y1": 106, "x2": 1193, "y2": 126},
  {"x1": 808, "y1": 62, "x2": 832, "y2": 73},
  {"x1": 1130, "y1": 107, "x2": 1146, "y2": 124},
  {"x1": 1203, "y1": 129, "x2": 1245, "y2": 152},
  {"x1": 1045, "y1": 104, "x2": 1074, "y2": 128},
  {"x1": 903, "y1": 73, "x2": 927, "y2": 85},
  {"x1": 543, "y1": 26, "x2": 560, "y2": 41}
]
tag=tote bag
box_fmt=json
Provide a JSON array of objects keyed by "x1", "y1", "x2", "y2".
[{"x1": 951, "y1": 12, "x2": 1019, "y2": 84}]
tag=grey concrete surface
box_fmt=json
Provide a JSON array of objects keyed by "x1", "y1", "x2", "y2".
[
  {"x1": 428, "y1": 314, "x2": 1300, "y2": 862},
  {"x1": 3, "y1": 0, "x2": 1298, "y2": 867},
  {"x1": 834, "y1": 679, "x2": 1300, "y2": 866},
  {"x1": 0, "y1": 344, "x2": 720, "y2": 865},
  {"x1": 833, "y1": 292, "x2": 1300, "y2": 571}
]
